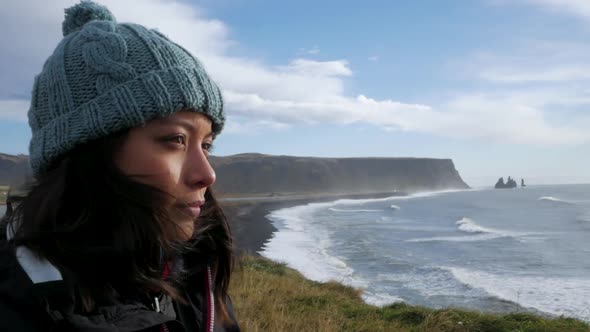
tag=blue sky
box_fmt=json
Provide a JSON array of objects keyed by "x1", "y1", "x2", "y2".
[{"x1": 2, "y1": 0, "x2": 590, "y2": 186}]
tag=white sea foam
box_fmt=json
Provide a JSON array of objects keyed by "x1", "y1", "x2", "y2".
[
  {"x1": 362, "y1": 292, "x2": 405, "y2": 307},
  {"x1": 406, "y1": 233, "x2": 505, "y2": 243},
  {"x1": 260, "y1": 202, "x2": 367, "y2": 288},
  {"x1": 455, "y1": 217, "x2": 495, "y2": 234},
  {"x1": 376, "y1": 268, "x2": 481, "y2": 298},
  {"x1": 390, "y1": 204, "x2": 401, "y2": 210},
  {"x1": 538, "y1": 196, "x2": 574, "y2": 204},
  {"x1": 332, "y1": 188, "x2": 473, "y2": 207},
  {"x1": 329, "y1": 208, "x2": 382, "y2": 213},
  {"x1": 446, "y1": 267, "x2": 590, "y2": 322}
]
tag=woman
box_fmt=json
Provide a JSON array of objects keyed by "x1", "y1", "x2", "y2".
[{"x1": 0, "y1": 1, "x2": 240, "y2": 331}]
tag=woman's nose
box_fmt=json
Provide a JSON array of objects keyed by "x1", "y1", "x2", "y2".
[{"x1": 185, "y1": 149, "x2": 216, "y2": 189}]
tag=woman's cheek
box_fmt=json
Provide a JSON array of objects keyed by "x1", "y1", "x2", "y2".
[{"x1": 153, "y1": 156, "x2": 185, "y2": 195}]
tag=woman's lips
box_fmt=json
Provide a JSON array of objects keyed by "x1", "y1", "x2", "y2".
[
  {"x1": 186, "y1": 206, "x2": 201, "y2": 218},
  {"x1": 177, "y1": 201, "x2": 204, "y2": 218}
]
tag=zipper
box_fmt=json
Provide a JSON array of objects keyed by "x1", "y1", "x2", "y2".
[
  {"x1": 206, "y1": 266, "x2": 215, "y2": 332},
  {"x1": 158, "y1": 260, "x2": 173, "y2": 332},
  {"x1": 157, "y1": 266, "x2": 214, "y2": 332},
  {"x1": 158, "y1": 295, "x2": 169, "y2": 332},
  {"x1": 154, "y1": 296, "x2": 161, "y2": 313}
]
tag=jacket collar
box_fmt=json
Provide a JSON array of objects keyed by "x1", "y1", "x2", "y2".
[{"x1": 6, "y1": 220, "x2": 63, "y2": 284}]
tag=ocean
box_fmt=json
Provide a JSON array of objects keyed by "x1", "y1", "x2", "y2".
[{"x1": 260, "y1": 184, "x2": 590, "y2": 322}]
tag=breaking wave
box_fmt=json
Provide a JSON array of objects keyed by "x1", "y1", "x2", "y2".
[
  {"x1": 538, "y1": 196, "x2": 574, "y2": 204},
  {"x1": 456, "y1": 217, "x2": 495, "y2": 234},
  {"x1": 406, "y1": 218, "x2": 531, "y2": 243}
]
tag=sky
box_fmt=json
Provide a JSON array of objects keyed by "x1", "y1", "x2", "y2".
[{"x1": 2, "y1": 0, "x2": 590, "y2": 186}]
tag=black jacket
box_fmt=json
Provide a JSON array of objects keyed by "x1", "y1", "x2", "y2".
[{"x1": 0, "y1": 236, "x2": 240, "y2": 332}]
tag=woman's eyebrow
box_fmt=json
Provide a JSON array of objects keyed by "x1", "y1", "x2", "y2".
[{"x1": 156, "y1": 118, "x2": 213, "y2": 138}]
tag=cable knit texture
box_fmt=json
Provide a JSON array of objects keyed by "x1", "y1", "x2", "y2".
[{"x1": 28, "y1": 0, "x2": 224, "y2": 176}]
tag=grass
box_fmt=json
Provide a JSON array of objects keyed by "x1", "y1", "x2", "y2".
[
  {"x1": 230, "y1": 255, "x2": 590, "y2": 332},
  {"x1": 0, "y1": 185, "x2": 9, "y2": 205}
]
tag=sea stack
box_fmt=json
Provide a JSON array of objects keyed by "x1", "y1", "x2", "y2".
[{"x1": 495, "y1": 176, "x2": 517, "y2": 189}]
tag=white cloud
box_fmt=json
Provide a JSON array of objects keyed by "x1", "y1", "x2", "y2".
[
  {"x1": 223, "y1": 117, "x2": 289, "y2": 134},
  {"x1": 1, "y1": 0, "x2": 587, "y2": 147},
  {"x1": 491, "y1": 0, "x2": 590, "y2": 20},
  {"x1": 471, "y1": 41, "x2": 590, "y2": 83},
  {"x1": 524, "y1": 0, "x2": 590, "y2": 19},
  {"x1": 204, "y1": 56, "x2": 351, "y2": 102},
  {"x1": 481, "y1": 65, "x2": 590, "y2": 83},
  {"x1": 368, "y1": 56, "x2": 379, "y2": 61},
  {"x1": 223, "y1": 90, "x2": 590, "y2": 145},
  {"x1": 0, "y1": 99, "x2": 30, "y2": 121},
  {"x1": 279, "y1": 59, "x2": 352, "y2": 77},
  {"x1": 441, "y1": 94, "x2": 589, "y2": 145},
  {"x1": 450, "y1": 39, "x2": 590, "y2": 145},
  {"x1": 297, "y1": 46, "x2": 320, "y2": 55},
  {"x1": 223, "y1": 91, "x2": 432, "y2": 127}
]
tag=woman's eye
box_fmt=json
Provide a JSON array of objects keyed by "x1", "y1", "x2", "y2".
[
  {"x1": 202, "y1": 142, "x2": 214, "y2": 152},
  {"x1": 167, "y1": 135, "x2": 186, "y2": 145}
]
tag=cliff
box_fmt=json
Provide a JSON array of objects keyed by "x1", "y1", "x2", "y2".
[
  {"x1": 0, "y1": 153, "x2": 31, "y2": 186},
  {"x1": 209, "y1": 153, "x2": 469, "y2": 195},
  {"x1": 0, "y1": 153, "x2": 469, "y2": 195}
]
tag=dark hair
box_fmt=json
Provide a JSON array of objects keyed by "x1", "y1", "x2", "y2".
[{"x1": 4, "y1": 130, "x2": 234, "y2": 321}]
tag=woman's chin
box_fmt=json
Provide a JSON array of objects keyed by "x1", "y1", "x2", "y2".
[{"x1": 176, "y1": 221, "x2": 195, "y2": 242}]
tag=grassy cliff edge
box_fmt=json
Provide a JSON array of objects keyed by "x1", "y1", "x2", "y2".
[{"x1": 230, "y1": 256, "x2": 589, "y2": 332}]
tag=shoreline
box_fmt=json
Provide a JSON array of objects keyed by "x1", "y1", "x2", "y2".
[
  {"x1": 222, "y1": 188, "x2": 590, "y2": 323},
  {"x1": 220, "y1": 191, "x2": 405, "y2": 255}
]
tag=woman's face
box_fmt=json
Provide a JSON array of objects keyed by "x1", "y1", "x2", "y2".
[{"x1": 114, "y1": 111, "x2": 216, "y2": 242}]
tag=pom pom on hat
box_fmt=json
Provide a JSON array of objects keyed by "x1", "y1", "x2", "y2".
[{"x1": 62, "y1": 0, "x2": 116, "y2": 36}]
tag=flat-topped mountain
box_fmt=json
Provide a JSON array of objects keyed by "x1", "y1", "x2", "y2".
[
  {"x1": 0, "y1": 152, "x2": 469, "y2": 195},
  {"x1": 208, "y1": 153, "x2": 469, "y2": 195},
  {"x1": 0, "y1": 153, "x2": 31, "y2": 186}
]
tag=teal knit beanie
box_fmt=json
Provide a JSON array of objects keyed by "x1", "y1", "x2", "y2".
[{"x1": 28, "y1": 0, "x2": 225, "y2": 176}]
